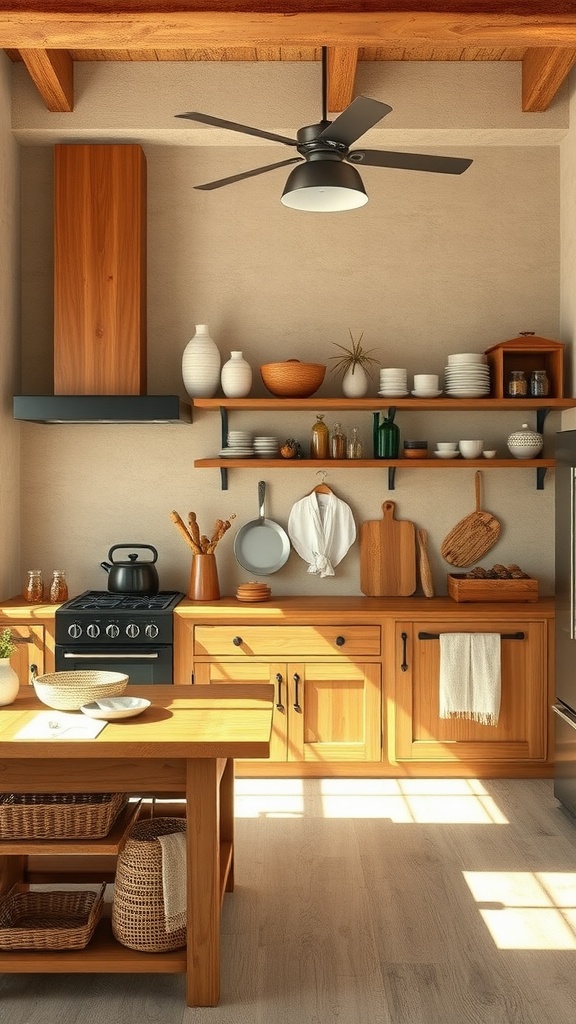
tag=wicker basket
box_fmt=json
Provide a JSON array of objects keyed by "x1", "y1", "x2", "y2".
[
  {"x1": 260, "y1": 359, "x2": 326, "y2": 398},
  {"x1": 0, "y1": 792, "x2": 127, "y2": 840},
  {"x1": 0, "y1": 882, "x2": 106, "y2": 950},
  {"x1": 112, "y1": 816, "x2": 187, "y2": 952},
  {"x1": 33, "y1": 670, "x2": 128, "y2": 710}
]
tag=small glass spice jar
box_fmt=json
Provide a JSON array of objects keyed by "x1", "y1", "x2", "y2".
[
  {"x1": 24, "y1": 569, "x2": 44, "y2": 603},
  {"x1": 507, "y1": 370, "x2": 528, "y2": 397},
  {"x1": 347, "y1": 427, "x2": 363, "y2": 459},
  {"x1": 330, "y1": 422, "x2": 347, "y2": 459},
  {"x1": 311, "y1": 414, "x2": 329, "y2": 459},
  {"x1": 530, "y1": 369, "x2": 549, "y2": 397},
  {"x1": 49, "y1": 570, "x2": 69, "y2": 604}
]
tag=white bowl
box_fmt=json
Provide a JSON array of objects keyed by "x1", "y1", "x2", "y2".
[
  {"x1": 483, "y1": 450, "x2": 497, "y2": 459},
  {"x1": 434, "y1": 450, "x2": 460, "y2": 459},
  {"x1": 436, "y1": 442, "x2": 458, "y2": 451},
  {"x1": 458, "y1": 440, "x2": 484, "y2": 459},
  {"x1": 411, "y1": 389, "x2": 442, "y2": 398}
]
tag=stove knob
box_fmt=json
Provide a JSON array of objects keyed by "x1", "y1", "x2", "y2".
[
  {"x1": 106, "y1": 624, "x2": 120, "y2": 639},
  {"x1": 145, "y1": 623, "x2": 159, "y2": 639},
  {"x1": 68, "y1": 622, "x2": 82, "y2": 639},
  {"x1": 86, "y1": 623, "x2": 100, "y2": 639},
  {"x1": 126, "y1": 623, "x2": 140, "y2": 639}
]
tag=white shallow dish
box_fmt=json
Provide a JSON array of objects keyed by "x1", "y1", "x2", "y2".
[
  {"x1": 411, "y1": 389, "x2": 443, "y2": 398},
  {"x1": 81, "y1": 696, "x2": 151, "y2": 720},
  {"x1": 378, "y1": 390, "x2": 409, "y2": 397},
  {"x1": 434, "y1": 450, "x2": 461, "y2": 459}
]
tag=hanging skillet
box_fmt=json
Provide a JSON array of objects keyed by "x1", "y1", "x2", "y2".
[
  {"x1": 175, "y1": 47, "x2": 472, "y2": 200},
  {"x1": 234, "y1": 481, "x2": 291, "y2": 575}
]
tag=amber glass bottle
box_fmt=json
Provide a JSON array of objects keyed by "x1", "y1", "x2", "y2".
[{"x1": 311, "y1": 414, "x2": 329, "y2": 459}]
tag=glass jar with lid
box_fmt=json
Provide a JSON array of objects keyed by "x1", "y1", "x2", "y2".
[
  {"x1": 507, "y1": 370, "x2": 528, "y2": 397},
  {"x1": 330, "y1": 422, "x2": 347, "y2": 460},
  {"x1": 347, "y1": 427, "x2": 363, "y2": 459},
  {"x1": 530, "y1": 369, "x2": 549, "y2": 397},
  {"x1": 24, "y1": 569, "x2": 44, "y2": 603},
  {"x1": 49, "y1": 570, "x2": 69, "y2": 604},
  {"x1": 311, "y1": 414, "x2": 329, "y2": 459}
]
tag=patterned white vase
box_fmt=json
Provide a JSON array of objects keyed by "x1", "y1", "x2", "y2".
[
  {"x1": 342, "y1": 363, "x2": 369, "y2": 398},
  {"x1": 0, "y1": 657, "x2": 19, "y2": 706},
  {"x1": 182, "y1": 324, "x2": 221, "y2": 398},
  {"x1": 221, "y1": 351, "x2": 253, "y2": 398}
]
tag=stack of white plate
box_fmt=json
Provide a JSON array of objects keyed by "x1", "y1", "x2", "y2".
[
  {"x1": 219, "y1": 429, "x2": 254, "y2": 458},
  {"x1": 444, "y1": 353, "x2": 490, "y2": 398},
  {"x1": 253, "y1": 436, "x2": 281, "y2": 458},
  {"x1": 379, "y1": 368, "x2": 408, "y2": 397}
]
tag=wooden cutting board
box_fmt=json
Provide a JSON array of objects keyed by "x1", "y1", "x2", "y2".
[{"x1": 360, "y1": 500, "x2": 417, "y2": 596}]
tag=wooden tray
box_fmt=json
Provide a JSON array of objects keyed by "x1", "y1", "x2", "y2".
[{"x1": 448, "y1": 574, "x2": 539, "y2": 602}]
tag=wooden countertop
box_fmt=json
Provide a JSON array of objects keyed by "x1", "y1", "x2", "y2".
[{"x1": 175, "y1": 595, "x2": 556, "y2": 618}]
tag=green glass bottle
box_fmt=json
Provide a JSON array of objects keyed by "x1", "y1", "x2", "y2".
[{"x1": 373, "y1": 408, "x2": 400, "y2": 459}]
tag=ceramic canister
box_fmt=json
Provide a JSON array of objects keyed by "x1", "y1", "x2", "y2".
[{"x1": 507, "y1": 422, "x2": 543, "y2": 459}]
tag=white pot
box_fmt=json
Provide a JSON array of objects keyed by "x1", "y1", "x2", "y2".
[
  {"x1": 182, "y1": 324, "x2": 221, "y2": 399},
  {"x1": 507, "y1": 422, "x2": 543, "y2": 460},
  {"x1": 0, "y1": 657, "x2": 19, "y2": 706},
  {"x1": 342, "y1": 363, "x2": 369, "y2": 398},
  {"x1": 221, "y1": 351, "x2": 252, "y2": 398}
]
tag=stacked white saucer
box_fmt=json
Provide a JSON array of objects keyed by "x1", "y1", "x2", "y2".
[
  {"x1": 379, "y1": 367, "x2": 408, "y2": 397},
  {"x1": 444, "y1": 353, "x2": 490, "y2": 398},
  {"x1": 253, "y1": 436, "x2": 281, "y2": 458},
  {"x1": 219, "y1": 430, "x2": 254, "y2": 458}
]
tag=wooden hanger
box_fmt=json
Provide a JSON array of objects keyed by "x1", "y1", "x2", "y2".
[{"x1": 309, "y1": 470, "x2": 333, "y2": 495}]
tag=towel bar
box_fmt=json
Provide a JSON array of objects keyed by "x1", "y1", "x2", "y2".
[{"x1": 418, "y1": 631, "x2": 525, "y2": 641}]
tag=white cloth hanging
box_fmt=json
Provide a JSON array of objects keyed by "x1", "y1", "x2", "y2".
[
  {"x1": 438, "y1": 632, "x2": 501, "y2": 726},
  {"x1": 288, "y1": 491, "x2": 356, "y2": 577}
]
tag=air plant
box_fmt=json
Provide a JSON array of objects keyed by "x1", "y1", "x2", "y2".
[{"x1": 329, "y1": 330, "x2": 380, "y2": 378}]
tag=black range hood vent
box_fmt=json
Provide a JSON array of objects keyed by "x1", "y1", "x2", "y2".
[{"x1": 13, "y1": 395, "x2": 192, "y2": 424}]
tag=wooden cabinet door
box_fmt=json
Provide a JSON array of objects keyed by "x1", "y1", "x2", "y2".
[
  {"x1": 8, "y1": 624, "x2": 45, "y2": 687},
  {"x1": 194, "y1": 661, "x2": 288, "y2": 762},
  {"x1": 394, "y1": 620, "x2": 547, "y2": 761},
  {"x1": 287, "y1": 662, "x2": 381, "y2": 763}
]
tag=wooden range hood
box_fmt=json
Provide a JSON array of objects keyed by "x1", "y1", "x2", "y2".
[{"x1": 14, "y1": 143, "x2": 190, "y2": 422}]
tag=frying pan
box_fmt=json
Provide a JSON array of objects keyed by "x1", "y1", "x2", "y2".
[{"x1": 234, "y1": 480, "x2": 291, "y2": 575}]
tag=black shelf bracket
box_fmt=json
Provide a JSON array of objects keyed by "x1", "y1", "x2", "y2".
[
  {"x1": 388, "y1": 466, "x2": 396, "y2": 490},
  {"x1": 536, "y1": 406, "x2": 550, "y2": 434},
  {"x1": 536, "y1": 466, "x2": 547, "y2": 491},
  {"x1": 219, "y1": 406, "x2": 228, "y2": 490}
]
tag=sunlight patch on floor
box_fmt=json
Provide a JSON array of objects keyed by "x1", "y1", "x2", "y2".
[
  {"x1": 464, "y1": 871, "x2": 576, "y2": 949},
  {"x1": 234, "y1": 778, "x2": 305, "y2": 817}
]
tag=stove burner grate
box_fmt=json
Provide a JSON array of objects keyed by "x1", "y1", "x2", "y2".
[{"x1": 59, "y1": 591, "x2": 183, "y2": 613}]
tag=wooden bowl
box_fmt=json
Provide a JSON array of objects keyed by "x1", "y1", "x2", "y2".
[{"x1": 260, "y1": 360, "x2": 326, "y2": 398}]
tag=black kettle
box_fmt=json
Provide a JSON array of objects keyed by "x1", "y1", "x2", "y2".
[{"x1": 100, "y1": 544, "x2": 160, "y2": 596}]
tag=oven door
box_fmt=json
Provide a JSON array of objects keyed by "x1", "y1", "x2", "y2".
[{"x1": 55, "y1": 645, "x2": 174, "y2": 685}]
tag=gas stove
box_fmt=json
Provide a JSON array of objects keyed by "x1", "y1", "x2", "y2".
[{"x1": 56, "y1": 590, "x2": 184, "y2": 646}]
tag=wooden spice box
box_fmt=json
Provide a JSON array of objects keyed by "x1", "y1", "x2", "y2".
[{"x1": 447, "y1": 574, "x2": 539, "y2": 602}]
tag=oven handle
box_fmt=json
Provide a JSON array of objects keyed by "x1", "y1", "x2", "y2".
[
  {"x1": 553, "y1": 704, "x2": 576, "y2": 728},
  {"x1": 62, "y1": 652, "x2": 160, "y2": 660}
]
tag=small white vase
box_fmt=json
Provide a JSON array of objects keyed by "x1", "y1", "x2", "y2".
[
  {"x1": 182, "y1": 323, "x2": 221, "y2": 399},
  {"x1": 0, "y1": 657, "x2": 19, "y2": 706},
  {"x1": 342, "y1": 363, "x2": 369, "y2": 398},
  {"x1": 221, "y1": 351, "x2": 252, "y2": 398}
]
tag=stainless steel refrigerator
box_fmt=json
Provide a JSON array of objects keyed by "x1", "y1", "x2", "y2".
[{"x1": 554, "y1": 428, "x2": 576, "y2": 816}]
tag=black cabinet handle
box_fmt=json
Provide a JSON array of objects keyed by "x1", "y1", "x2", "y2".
[
  {"x1": 400, "y1": 632, "x2": 408, "y2": 672},
  {"x1": 293, "y1": 672, "x2": 302, "y2": 713},
  {"x1": 232, "y1": 636, "x2": 243, "y2": 647},
  {"x1": 335, "y1": 635, "x2": 345, "y2": 647},
  {"x1": 12, "y1": 635, "x2": 32, "y2": 643},
  {"x1": 275, "y1": 672, "x2": 284, "y2": 711}
]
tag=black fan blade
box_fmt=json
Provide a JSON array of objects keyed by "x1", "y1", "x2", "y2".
[
  {"x1": 317, "y1": 97, "x2": 392, "y2": 147},
  {"x1": 176, "y1": 111, "x2": 297, "y2": 147},
  {"x1": 348, "y1": 150, "x2": 473, "y2": 175},
  {"x1": 195, "y1": 158, "x2": 303, "y2": 191}
]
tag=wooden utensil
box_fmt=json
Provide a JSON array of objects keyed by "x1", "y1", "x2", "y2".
[
  {"x1": 417, "y1": 528, "x2": 435, "y2": 597},
  {"x1": 440, "y1": 470, "x2": 501, "y2": 567},
  {"x1": 360, "y1": 500, "x2": 417, "y2": 597}
]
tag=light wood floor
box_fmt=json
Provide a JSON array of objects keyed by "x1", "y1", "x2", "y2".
[{"x1": 2, "y1": 778, "x2": 576, "y2": 1023}]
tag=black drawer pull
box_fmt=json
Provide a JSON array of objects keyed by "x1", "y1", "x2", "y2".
[
  {"x1": 293, "y1": 673, "x2": 301, "y2": 713},
  {"x1": 275, "y1": 672, "x2": 284, "y2": 711},
  {"x1": 335, "y1": 635, "x2": 345, "y2": 647},
  {"x1": 418, "y1": 631, "x2": 525, "y2": 641},
  {"x1": 12, "y1": 635, "x2": 33, "y2": 643},
  {"x1": 232, "y1": 636, "x2": 243, "y2": 647},
  {"x1": 400, "y1": 632, "x2": 408, "y2": 672}
]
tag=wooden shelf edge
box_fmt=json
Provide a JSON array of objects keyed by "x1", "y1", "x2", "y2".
[
  {"x1": 194, "y1": 458, "x2": 556, "y2": 469},
  {"x1": 193, "y1": 397, "x2": 576, "y2": 411}
]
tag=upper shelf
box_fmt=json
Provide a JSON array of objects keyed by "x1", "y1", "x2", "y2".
[{"x1": 193, "y1": 397, "x2": 576, "y2": 411}]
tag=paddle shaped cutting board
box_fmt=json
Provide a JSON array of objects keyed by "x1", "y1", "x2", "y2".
[{"x1": 360, "y1": 500, "x2": 417, "y2": 596}]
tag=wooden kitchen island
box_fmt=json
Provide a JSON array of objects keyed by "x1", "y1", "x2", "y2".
[{"x1": 0, "y1": 684, "x2": 274, "y2": 1006}]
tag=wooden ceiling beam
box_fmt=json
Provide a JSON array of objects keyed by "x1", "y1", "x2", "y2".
[
  {"x1": 327, "y1": 47, "x2": 358, "y2": 112},
  {"x1": 19, "y1": 48, "x2": 73, "y2": 111},
  {"x1": 522, "y1": 46, "x2": 576, "y2": 111},
  {"x1": 3, "y1": 5, "x2": 576, "y2": 52}
]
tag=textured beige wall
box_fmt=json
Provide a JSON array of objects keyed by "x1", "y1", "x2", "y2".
[
  {"x1": 560, "y1": 68, "x2": 576, "y2": 432},
  {"x1": 0, "y1": 53, "x2": 20, "y2": 600},
  {"x1": 10, "y1": 60, "x2": 569, "y2": 599}
]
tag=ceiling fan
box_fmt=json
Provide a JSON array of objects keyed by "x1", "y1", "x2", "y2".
[{"x1": 176, "y1": 48, "x2": 472, "y2": 211}]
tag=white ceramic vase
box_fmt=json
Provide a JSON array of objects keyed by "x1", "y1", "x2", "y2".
[
  {"x1": 221, "y1": 351, "x2": 252, "y2": 398},
  {"x1": 182, "y1": 324, "x2": 221, "y2": 399},
  {"x1": 0, "y1": 657, "x2": 19, "y2": 706},
  {"x1": 342, "y1": 363, "x2": 369, "y2": 398}
]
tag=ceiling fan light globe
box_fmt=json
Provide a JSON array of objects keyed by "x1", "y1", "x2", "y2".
[{"x1": 280, "y1": 161, "x2": 367, "y2": 212}]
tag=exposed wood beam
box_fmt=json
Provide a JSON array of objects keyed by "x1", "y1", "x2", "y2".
[
  {"x1": 19, "y1": 48, "x2": 73, "y2": 111},
  {"x1": 522, "y1": 46, "x2": 576, "y2": 111},
  {"x1": 3, "y1": 4, "x2": 576, "y2": 52},
  {"x1": 327, "y1": 46, "x2": 358, "y2": 112}
]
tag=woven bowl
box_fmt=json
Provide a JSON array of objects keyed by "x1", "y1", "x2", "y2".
[
  {"x1": 260, "y1": 359, "x2": 326, "y2": 398},
  {"x1": 33, "y1": 671, "x2": 129, "y2": 711}
]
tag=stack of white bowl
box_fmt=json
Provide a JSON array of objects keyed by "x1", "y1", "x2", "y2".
[
  {"x1": 253, "y1": 435, "x2": 281, "y2": 458},
  {"x1": 219, "y1": 430, "x2": 254, "y2": 457},
  {"x1": 379, "y1": 368, "x2": 408, "y2": 397},
  {"x1": 444, "y1": 352, "x2": 490, "y2": 398}
]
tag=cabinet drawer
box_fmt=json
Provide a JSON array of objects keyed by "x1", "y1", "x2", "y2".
[{"x1": 194, "y1": 625, "x2": 381, "y2": 657}]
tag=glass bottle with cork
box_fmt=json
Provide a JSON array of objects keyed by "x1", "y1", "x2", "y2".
[
  {"x1": 330, "y1": 422, "x2": 347, "y2": 459},
  {"x1": 311, "y1": 414, "x2": 329, "y2": 459},
  {"x1": 24, "y1": 570, "x2": 44, "y2": 603}
]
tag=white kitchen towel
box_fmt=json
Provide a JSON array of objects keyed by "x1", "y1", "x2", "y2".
[
  {"x1": 158, "y1": 831, "x2": 187, "y2": 934},
  {"x1": 439, "y1": 633, "x2": 501, "y2": 726},
  {"x1": 288, "y1": 491, "x2": 356, "y2": 577}
]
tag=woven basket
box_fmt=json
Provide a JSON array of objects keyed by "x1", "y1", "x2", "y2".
[
  {"x1": 112, "y1": 816, "x2": 187, "y2": 952},
  {"x1": 260, "y1": 359, "x2": 326, "y2": 398},
  {"x1": 33, "y1": 670, "x2": 128, "y2": 710},
  {"x1": 0, "y1": 792, "x2": 127, "y2": 840},
  {"x1": 0, "y1": 882, "x2": 106, "y2": 950}
]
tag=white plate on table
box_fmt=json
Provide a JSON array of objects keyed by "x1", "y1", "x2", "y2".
[{"x1": 80, "y1": 696, "x2": 151, "y2": 720}]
